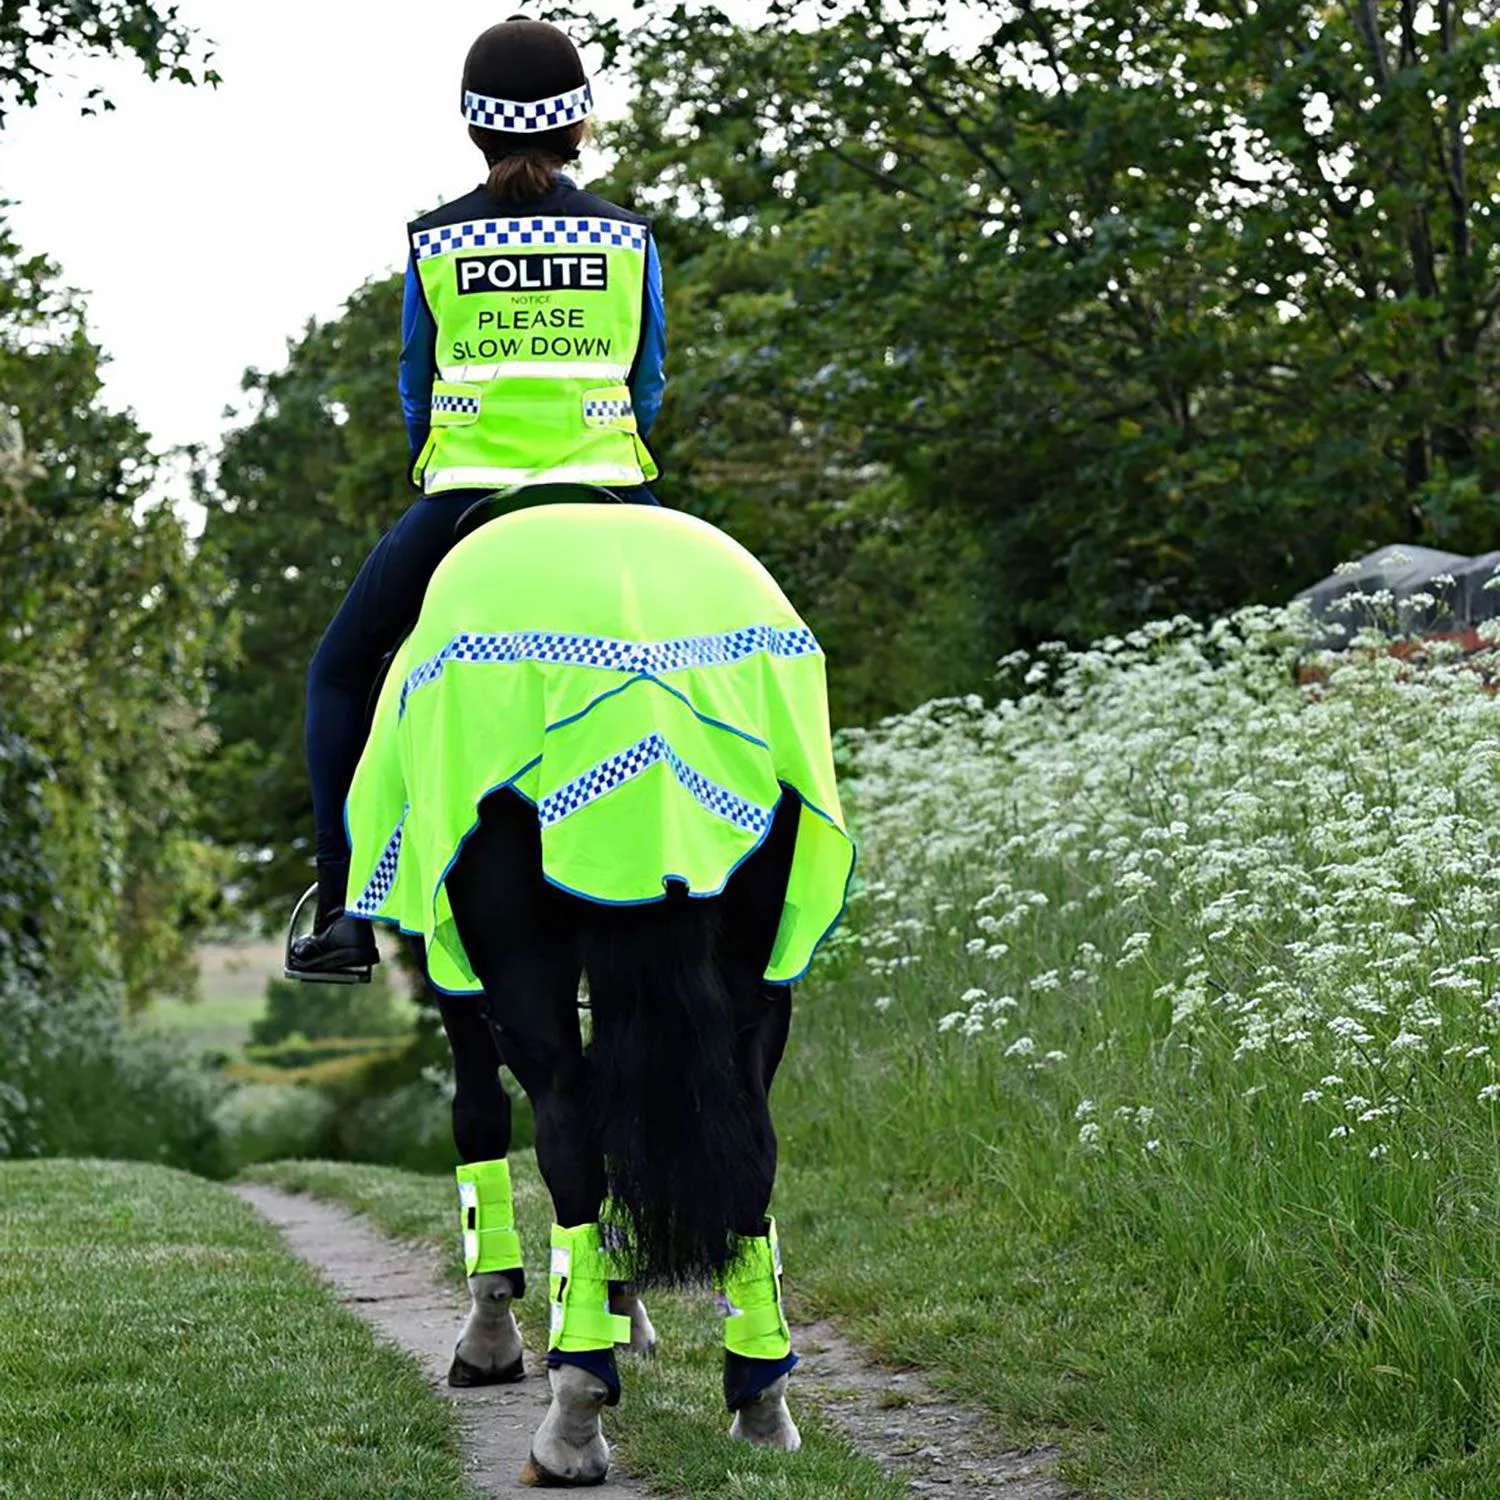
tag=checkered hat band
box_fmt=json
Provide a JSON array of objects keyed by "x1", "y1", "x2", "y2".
[
  {"x1": 399, "y1": 624, "x2": 820, "y2": 718},
  {"x1": 432, "y1": 394, "x2": 480, "y2": 416},
  {"x1": 462, "y1": 82, "x2": 593, "y2": 133},
  {"x1": 413, "y1": 216, "x2": 648, "y2": 260},
  {"x1": 539, "y1": 732, "x2": 774, "y2": 836},
  {"x1": 351, "y1": 811, "x2": 407, "y2": 918}
]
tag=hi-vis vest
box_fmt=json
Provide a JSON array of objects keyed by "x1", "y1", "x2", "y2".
[
  {"x1": 408, "y1": 183, "x2": 660, "y2": 495},
  {"x1": 344, "y1": 502, "x2": 855, "y2": 994}
]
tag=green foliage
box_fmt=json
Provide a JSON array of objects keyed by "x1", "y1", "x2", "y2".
[
  {"x1": 0, "y1": 1, "x2": 217, "y2": 123},
  {"x1": 213, "y1": 1082, "x2": 337, "y2": 1170},
  {"x1": 0, "y1": 980, "x2": 229, "y2": 1175},
  {"x1": 586, "y1": 0, "x2": 1500, "y2": 652},
  {"x1": 0, "y1": 225, "x2": 227, "y2": 1007},
  {"x1": 198, "y1": 277, "x2": 405, "y2": 918},
  {"x1": 248, "y1": 970, "x2": 407, "y2": 1049}
]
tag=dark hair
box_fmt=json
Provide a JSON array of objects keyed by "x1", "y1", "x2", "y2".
[{"x1": 472, "y1": 120, "x2": 588, "y2": 204}]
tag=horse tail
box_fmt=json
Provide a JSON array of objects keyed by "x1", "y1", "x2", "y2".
[{"x1": 578, "y1": 891, "x2": 756, "y2": 1287}]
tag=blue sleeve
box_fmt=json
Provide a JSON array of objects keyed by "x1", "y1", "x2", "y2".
[
  {"x1": 399, "y1": 254, "x2": 435, "y2": 461},
  {"x1": 631, "y1": 235, "x2": 667, "y2": 439}
]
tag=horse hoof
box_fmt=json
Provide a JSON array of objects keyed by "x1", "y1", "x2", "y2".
[
  {"x1": 448, "y1": 1350, "x2": 526, "y2": 1387},
  {"x1": 519, "y1": 1453, "x2": 609, "y2": 1487},
  {"x1": 452, "y1": 1271, "x2": 525, "y2": 1385},
  {"x1": 527, "y1": 1364, "x2": 611, "y2": 1485},
  {"x1": 729, "y1": 1374, "x2": 802, "y2": 1452}
]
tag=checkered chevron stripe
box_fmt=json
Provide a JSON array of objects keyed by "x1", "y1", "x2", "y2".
[
  {"x1": 399, "y1": 624, "x2": 820, "y2": 717},
  {"x1": 351, "y1": 811, "x2": 406, "y2": 918},
  {"x1": 432, "y1": 394, "x2": 479, "y2": 416},
  {"x1": 462, "y1": 82, "x2": 593, "y2": 133},
  {"x1": 413, "y1": 217, "x2": 647, "y2": 260},
  {"x1": 584, "y1": 397, "x2": 633, "y2": 425},
  {"x1": 539, "y1": 732, "x2": 773, "y2": 835}
]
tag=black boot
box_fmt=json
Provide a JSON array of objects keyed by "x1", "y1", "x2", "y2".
[{"x1": 284, "y1": 860, "x2": 379, "y2": 983}]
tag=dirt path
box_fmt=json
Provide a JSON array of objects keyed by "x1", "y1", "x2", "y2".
[
  {"x1": 795, "y1": 1319, "x2": 1073, "y2": 1498},
  {"x1": 235, "y1": 1183, "x2": 642, "y2": 1498},
  {"x1": 236, "y1": 1183, "x2": 1074, "y2": 1499}
]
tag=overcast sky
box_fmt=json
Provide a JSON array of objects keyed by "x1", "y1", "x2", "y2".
[{"x1": 0, "y1": 0, "x2": 637, "y2": 485}]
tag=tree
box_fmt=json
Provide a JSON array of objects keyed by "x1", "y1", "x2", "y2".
[
  {"x1": 0, "y1": 226, "x2": 226, "y2": 1004},
  {"x1": 583, "y1": 0, "x2": 1500, "y2": 645},
  {"x1": 0, "y1": 0, "x2": 215, "y2": 124},
  {"x1": 198, "y1": 275, "x2": 406, "y2": 918}
]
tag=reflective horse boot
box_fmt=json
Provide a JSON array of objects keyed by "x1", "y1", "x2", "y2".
[
  {"x1": 522, "y1": 1222, "x2": 631, "y2": 1486},
  {"x1": 719, "y1": 1219, "x2": 801, "y2": 1452},
  {"x1": 283, "y1": 861, "x2": 379, "y2": 984},
  {"x1": 450, "y1": 1159, "x2": 526, "y2": 1386}
]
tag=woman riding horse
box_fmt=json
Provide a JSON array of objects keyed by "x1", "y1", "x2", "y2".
[
  {"x1": 288, "y1": 15, "x2": 666, "y2": 982},
  {"x1": 345, "y1": 495, "x2": 853, "y2": 1484}
]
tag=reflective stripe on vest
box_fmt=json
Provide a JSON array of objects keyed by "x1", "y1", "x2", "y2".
[{"x1": 412, "y1": 214, "x2": 658, "y2": 496}]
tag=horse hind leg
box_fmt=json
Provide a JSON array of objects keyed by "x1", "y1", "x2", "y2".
[
  {"x1": 446, "y1": 791, "x2": 617, "y2": 1486},
  {"x1": 609, "y1": 1282, "x2": 657, "y2": 1357},
  {"x1": 521, "y1": 1364, "x2": 612, "y2": 1486}
]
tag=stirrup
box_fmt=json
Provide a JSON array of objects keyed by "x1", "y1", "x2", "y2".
[{"x1": 282, "y1": 883, "x2": 374, "y2": 985}]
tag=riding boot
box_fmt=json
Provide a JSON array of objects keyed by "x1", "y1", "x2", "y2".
[{"x1": 285, "y1": 857, "x2": 379, "y2": 980}]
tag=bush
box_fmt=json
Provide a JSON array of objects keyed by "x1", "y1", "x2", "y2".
[
  {"x1": 0, "y1": 979, "x2": 230, "y2": 1178},
  {"x1": 250, "y1": 971, "x2": 407, "y2": 1048},
  {"x1": 239, "y1": 1035, "x2": 409, "y2": 1073},
  {"x1": 812, "y1": 604, "x2": 1500, "y2": 1475},
  {"x1": 214, "y1": 1083, "x2": 336, "y2": 1172}
]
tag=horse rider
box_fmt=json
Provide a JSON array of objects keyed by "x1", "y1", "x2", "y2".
[{"x1": 286, "y1": 14, "x2": 666, "y2": 981}]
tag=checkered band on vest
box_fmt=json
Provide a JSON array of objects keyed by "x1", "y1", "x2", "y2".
[
  {"x1": 432, "y1": 394, "x2": 480, "y2": 416},
  {"x1": 412, "y1": 217, "x2": 648, "y2": 260},
  {"x1": 352, "y1": 813, "x2": 406, "y2": 918},
  {"x1": 399, "y1": 624, "x2": 821, "y2": 717},
  {"x1": 462, "y1": 82, "x2": 593, "y2": 133},
  {"x1": 584, "y1": 398, "x2": 633, "y2": 425},
  {"x1": 539, "y1": 732, "x2": 774, "y2": 835}
]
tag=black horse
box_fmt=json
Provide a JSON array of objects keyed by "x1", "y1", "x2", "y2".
[
  {"x1": 434, "y1": 785, "x2": 802, "y2": 1481},
  {"x1": 292, "y1": 491, "x2": 841, "y2": 1485}
]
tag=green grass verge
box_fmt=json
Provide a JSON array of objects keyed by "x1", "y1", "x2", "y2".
[
  {"x1": 247, "y1": 1158, "x2": 904, "y2": 1500},
  {"x1": 0, "y1": 1159, "x2": 470, "y2": 1500}
]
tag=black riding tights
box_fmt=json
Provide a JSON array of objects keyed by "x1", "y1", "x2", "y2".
[{"x1": 305, "y1": 491, "x2": 483, "y2": 866}]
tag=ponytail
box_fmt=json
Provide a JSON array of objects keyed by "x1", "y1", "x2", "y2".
[
  {"x1": 473, "y1": 120, "x2": 590, "y2": 206},
  {"x1": 486, "y1": 152, "x2": 567, "y2": 203}
]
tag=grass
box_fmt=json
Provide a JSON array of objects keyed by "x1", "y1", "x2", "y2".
[
  {"x1": 247, "y1": 1158, "x2": 905, "y2": 1500},
  {"x1": 0, "y1": 1159, "x2": 470, "y2": 1500},
  {"x1": 255, "y1": 616, "x2": 1500, "y2": 1500}
]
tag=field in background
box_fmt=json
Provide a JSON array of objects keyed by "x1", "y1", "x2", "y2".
[
  {"x1": 142, "y1": 941, "x2": 421, "y2": 1057},
  {"x1": 142, "y1": 941, "x2": 284, "y2": 1055}
]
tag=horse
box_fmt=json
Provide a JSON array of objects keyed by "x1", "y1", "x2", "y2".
[{"x1": 331, "y1": 489, "x2": 854, "y2": 1486}]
